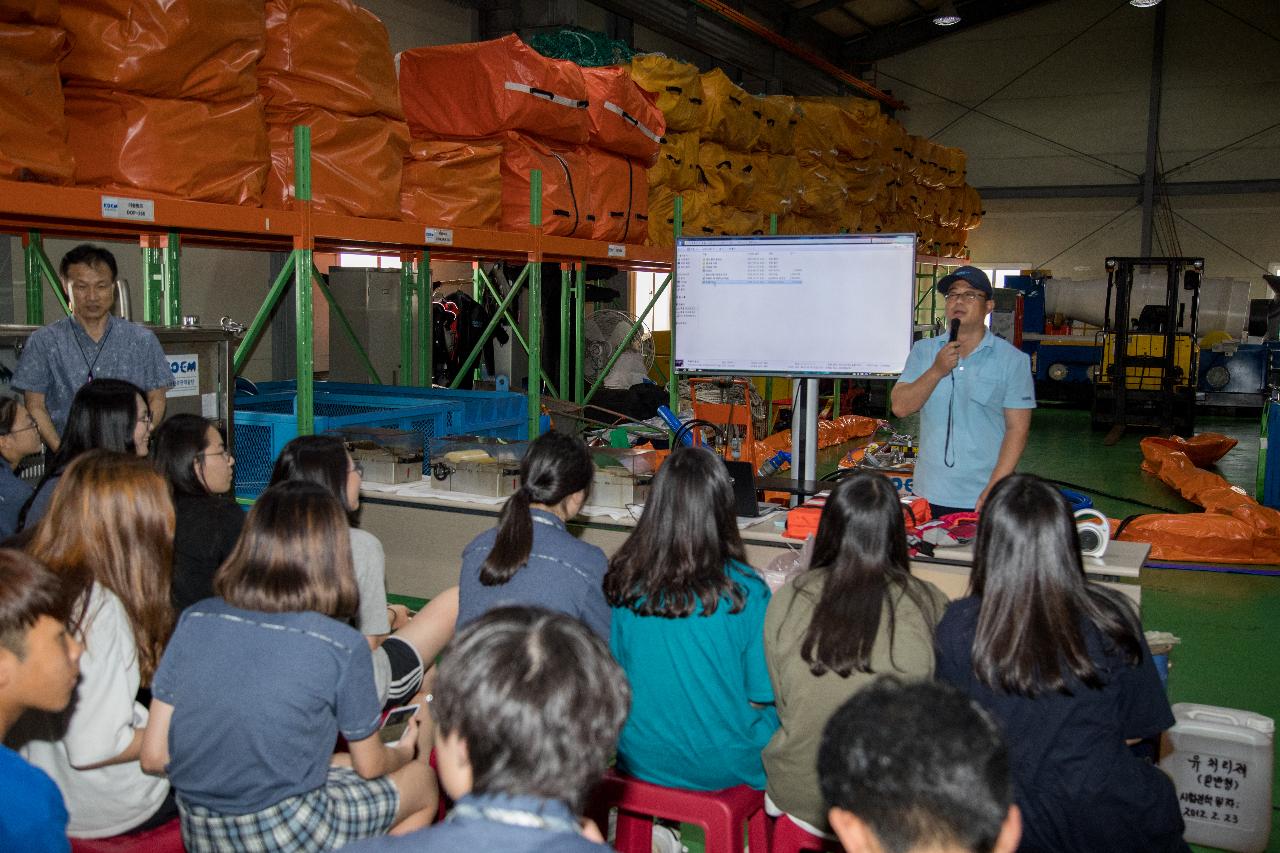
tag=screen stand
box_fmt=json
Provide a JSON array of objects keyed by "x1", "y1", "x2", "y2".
[{"x1": 790, "y1": 378, "x2": 819, "y2": 505}]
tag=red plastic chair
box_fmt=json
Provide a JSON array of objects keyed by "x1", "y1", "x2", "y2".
[
  {"x1": 588, "y1": 769, "x2": 767, "y2": 853},
  {"x1": 69, "y1": 818, "x2": 184, "y2": 852},
  {"x1": 770, "y1": 813, "x2": 841, "y2": 853}
]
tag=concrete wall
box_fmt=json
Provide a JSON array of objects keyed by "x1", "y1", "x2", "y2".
[{"x1": 877, "y1": 0, "x2": 1280, "y2": 291}]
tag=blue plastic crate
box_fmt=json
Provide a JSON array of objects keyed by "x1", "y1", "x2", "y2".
[
  {"x1": 233, "y1": 391, "x2": 464, "y2": 498},
  {"x1": 241, "y1": 381, "x2": 529, "y2": 452}
]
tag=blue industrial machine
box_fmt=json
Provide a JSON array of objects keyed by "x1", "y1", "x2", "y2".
[{"x1": 1005, "y1": 274, "x2": 1100, "y2": 400}]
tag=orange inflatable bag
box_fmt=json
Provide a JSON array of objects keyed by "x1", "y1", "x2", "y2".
[
  {"x1": 399, "y1": 35, "x2": 590, "y2": 146},
  {"x1": 400, "y1": 139, "x2": 501, "y2": 229},
  {"x1": 583, "y1": 148, "x2": 648, "y2": 243},
  {"x1": 498, "y1": 133, "x2": 590, "y2": 238},
  {"x1": 581, "y1": 66, "x2": 664, "y2": 165},
  {"x1": 260, "y1": 0, "x2": 403, "y2": 118},
  {"x1": 264, "y1": 108, "x2": 407, "y2": 219},
  {"x1": 627, "y1": 53, "x2": 704, "y2": 133},
  {"x1": 0, "y1": 0, "x2": 59, "y2": 23},
  {"x1": 1141, "y1": 434, "x2": 1237, "y2": 469},
  {"x1": 1114, "y1": 437, "x2": 1280, "y2": 564},
  {"x1": 648, "y1": 131, "x2": 699, "y2": 191},
  {"x1": 59, "y1": 0, "x2": 264, "y2": 100},
  {"x1": 0, "y1": 22, "x2": 74, "y2": 183},
  {"x1": 63, "y1": 88, "x2": 268, "y2": 205},
  {"x1": 699, "y1": 68, "x2": 761, "y2": 151}
]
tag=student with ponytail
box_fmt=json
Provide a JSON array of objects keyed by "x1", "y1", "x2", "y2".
[{"x1": 456, "y1": 431, "x2": 608, "y2": 639}]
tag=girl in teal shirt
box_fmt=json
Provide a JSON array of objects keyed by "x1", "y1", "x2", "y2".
[{"x1": 604, "y1": 447, "x2": 778, "y2": 791}]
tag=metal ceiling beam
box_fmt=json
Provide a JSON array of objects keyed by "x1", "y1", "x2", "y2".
[
  {"x1": 690, "y1": 0, "x2": 905, "y2": 106},
  {"x1": 977, "y1": 179, "x2": 1280, "y2": 199},
  {"x1": 845, "y1": 0, "x2": 1056, "y2": 62},
  {"x1": 795, "y1": 0, "x2": 851, "y2": 20}
]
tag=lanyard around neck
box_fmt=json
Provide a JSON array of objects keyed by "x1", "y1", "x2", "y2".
[{"x1": 73, "y1": 318, "x2": 112, "y2": 382}]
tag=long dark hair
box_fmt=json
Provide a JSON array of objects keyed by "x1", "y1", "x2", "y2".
[
  {"x1": 969, "y1": 473, "x2": 1143, "y2": 697},
  {"x1": 792, "y1": 472, "x2": 939, "y2": 677},
  {"x1": 604, "y1": 446, "x2": 748, "y2": 617},
  {"x1": 268, "y1": 434, "x2": 352, "y2": 517},
  {"x1": 0, "y1": 398, "x2": 19, "y2": 435},
  {"x1": 215, "y1": 481, "x2": 357, "y2": 618},
  {"x1": 481, "y1": 431, "x2": 594, "y2": 586},
  {"x1": 18, "y1": 378, "x2": 146, "y2": 530},
  {"x1": 152, "y1": 413, "x2": 222, "y2": 497}
]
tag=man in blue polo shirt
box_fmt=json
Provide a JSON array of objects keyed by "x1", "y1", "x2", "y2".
[
  {"x1": 891, "y1": 266, "x2": 1034, "y2": 515},
  {"x1": 13, "y1": 244, "x2": 173, "y2": 451}
]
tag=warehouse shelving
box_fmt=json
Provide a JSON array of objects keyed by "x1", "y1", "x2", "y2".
[
  {"x1": 1, "y1": 130, "x2": 967, "y2": 445},
  {"x1": 0, "y1": 129, "x2": 675, "y2": 440}
]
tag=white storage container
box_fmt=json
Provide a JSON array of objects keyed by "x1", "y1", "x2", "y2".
[{"x1": 1159, "y1": 703, "x2": 1274, "y2": 853}]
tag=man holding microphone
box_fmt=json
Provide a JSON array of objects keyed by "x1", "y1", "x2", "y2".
[{"x1": 891, "y1": 267, "x2": 1035, "y2": 515}]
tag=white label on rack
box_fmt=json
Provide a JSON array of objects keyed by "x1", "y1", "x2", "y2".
[
  {"x1": 100, "y1": 195, "x2": 155, "y2": 222},
  {"x1": 425, "y1": 228, "x2": 454, "y2": 246},
  {"x1": 608, "y1": 244, "x2": 626, "y2": 258}
]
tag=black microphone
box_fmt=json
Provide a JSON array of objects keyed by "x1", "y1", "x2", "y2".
[{"x1": 949, "y1": 318, "x2": 960, "y2": 343}]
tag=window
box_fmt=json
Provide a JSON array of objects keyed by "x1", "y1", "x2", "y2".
[
  {"x1": 336, "y1": 253, "x2": 401, "y2": 270},
  {"x1": 971, "y1": 266, "x2": 1031, "y2": 289},
  {"x1": 632, "y1": 271, "x2": 672, "y2": 332}
]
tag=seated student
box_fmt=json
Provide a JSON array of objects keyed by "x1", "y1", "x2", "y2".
[
  {"x1": 269, "y1": 434, "x2": 458, "y2": 710},
  {"x1": 934, "y1": 474, "x2": 1187, "y2": 853},
  {"x1": 0, "y1": 550, "x2": 83, "y2": 853},
  {"x1": 456, "y1": 430, "x2": 608, "y2": 640},
  {"x1": 18, "y1": 378, "x2": 153, "y2": 531},
  {"x1": 140, "y1": 481, "x2": 437, "y2": 852},
  {"x1": 764, "y1": 472, "x2": 947, "y2": 835},
  {"x1": 150, "y1": 414, "x2": 243, "y2": 613},
  {"x1": 345, "y1": 606, "x2": 631, "y2": 852},
  {"x1": 817, "y1": 678, "x2": 1021, "y2": 853},
  {"x1": 0, "y1": 399, "x2": 42, "y2": 539},
  {"x1": 605, "y1": 446, "x2": 778, "y2": 792},
  {"x1": 15, "y1": 451, "x2": 175, "y2": 839}
]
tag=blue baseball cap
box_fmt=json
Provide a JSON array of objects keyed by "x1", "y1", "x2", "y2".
[{"x1": 936, "y1": 266, "x2": 993, "y2": 299}]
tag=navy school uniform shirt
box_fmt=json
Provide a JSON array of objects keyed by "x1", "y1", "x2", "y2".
[
  {"x1": 343, "y1": 793, "x2": 611, "y2": 852},
  {"x1": 0, "y1": 458, "x2": 33, "y2": 539},
  {"x1": 935, "y1": 596, "x2": 1188, "y2": 853},
  {"x1": 0, "y1": 744, "x2": 69, "y2": 853},
  {"x1": 151, "y1": 598, "x2": 382, "y2": 815},
  {"x1": 457, "y1": 508, "x2": 610, "y2": 640}
]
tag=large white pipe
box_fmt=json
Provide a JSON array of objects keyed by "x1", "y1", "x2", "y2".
[{"x1": 1043, "y1": 274, "x2": 1252, "y2": 339}]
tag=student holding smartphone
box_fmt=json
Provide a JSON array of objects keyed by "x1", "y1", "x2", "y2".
[{"x1": 140, "y1": 482, "x2": 438, "y2": 851}]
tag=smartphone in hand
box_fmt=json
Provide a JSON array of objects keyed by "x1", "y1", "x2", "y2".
[{"x1": 378, "y1": 704, "x2": 420, "y2": 747}]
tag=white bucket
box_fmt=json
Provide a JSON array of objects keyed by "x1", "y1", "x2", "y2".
[{"x1": 1159, "y1": 703, "x2": 1275, "y2": 852}]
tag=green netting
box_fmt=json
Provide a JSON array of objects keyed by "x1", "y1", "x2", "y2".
[{"x1": 528, "y1": 27, "x2": 634, "y2": 67}]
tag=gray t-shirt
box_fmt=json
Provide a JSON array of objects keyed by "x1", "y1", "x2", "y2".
[
  {"x1": 12, "y1": 315, "x2": 175, "y2": 434},
  {"x1": 350, "y1": 527, "x2": 391, "y2": 636},
  {"x1": 151, "y1": 598, "x2": 381, "y2": 814}
]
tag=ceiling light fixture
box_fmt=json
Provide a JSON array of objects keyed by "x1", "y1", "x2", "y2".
[
  {"x1": 1129, "y1": 0, "x2": 1162, "y2": 7},
  {"x1": 933, "y1": 2, "x2": 962, "y2": 26}
]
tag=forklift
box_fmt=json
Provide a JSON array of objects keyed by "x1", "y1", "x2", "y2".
[{"x1": 1090, "y1": 256, "x2": 1203, "y2": 445}]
